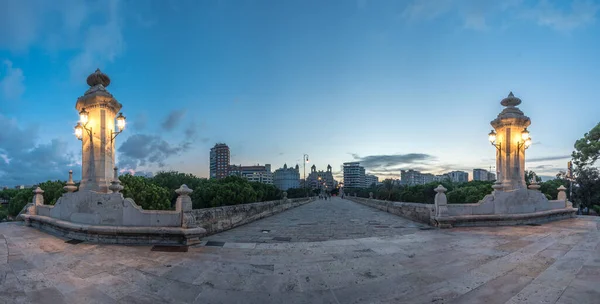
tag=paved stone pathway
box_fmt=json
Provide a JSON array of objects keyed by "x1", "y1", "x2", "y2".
[
  {"x1": 204, "y1": 197, "x2": 426, "y2": 243},
  {"x1": 1, "y1": 214, "x2": 599, "y2": 303}
]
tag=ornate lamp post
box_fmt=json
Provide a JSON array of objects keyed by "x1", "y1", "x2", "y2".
[
  {"x1": 73, "y1": 69, "x2": 126, "y2": 193},
  {"x1": 489, "y1": 92, "x2": 531, "y2": 191},
  {"x1": 303, "y1": 154, "x2": 309, "y2": 195}
]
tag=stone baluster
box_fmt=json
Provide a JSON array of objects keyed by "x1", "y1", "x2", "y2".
[
  {"x1": 369, "y1": 192, "x2": 373, "y2": 199},
  {"x1": 108, "y1": 167, "x2": 123, "y2": 193},
  {"x1": 528, "y1": 180, "x2": 541, "y2": 191},
  {"x1": 557, "y1": 185, "x2": 572, "y2": 208},
  {"x1": 492, "y1": 181, "x2": 503, "y2": 193},
  {"x1": 434, "y1": 185, "x2": 449, "y2": 218},
  {"x1": 64, "y1": 170, "x2": 78, "y2": 193},
  {"x1": 176, "y1": 184, "x2": 196, "y2": 228},
  {"x1": 33, "y1": 187, "x2": 44, "y2": 206},
  {"x1": 282, "y1": 191, "x2": 288, "y2": 201}
]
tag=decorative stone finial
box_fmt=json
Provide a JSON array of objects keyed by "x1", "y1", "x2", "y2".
[
  {"x1": 109, "y1": 167, "x2": 123, "y2": 193},
  {"x1": 434, "y1": 185, "x2": 447, "y2": 193},
  {"x1": 63, "y1": 170, "x2": 78, "y2": 193},
  {"x1": 500, "y1": 91, "x2": 522, "y2": 107},
  {"x1": 369, "y1": 192, "x2": 373, "y2": 199},
  {"x1": 33, "y1": 187, "x2": 44, "y2": 195},
  {"x1": 176, "y1": 184, "x2": 193, "y2": 196},
  {"x1": 282, "y1": 191, "x2": 288, "y2": 199},
  {"x1": 86, "y1": 68, "x2": 111, "y2": 87},
  {"x1": 557, "y1": 185, "x2": 567, "y2": 191},
  {"x1": 492, "y1": 181, "x2": 503, "y2": 192}
]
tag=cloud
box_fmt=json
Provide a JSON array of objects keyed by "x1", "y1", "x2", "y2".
[
  {"x1": 523, "y1": 0, "x2": 600, "y2": 31},
  {"x1": 161, "y1": 109, "x2": 187, "y2": 131},
  {"x1": 117, "y1": 134, "x2": 191, "y2": 169},
  {"x1": 352, "y1": 153, "x2": 435, "y2": 170},
  {"x1": 0, "y1": 114, "x2": 78, "y2": 186},
  {"x1": 0, "y1": 60, "x2": 25, "y2": 100},
  {"x1": 68, "y1": 0, "x2": 124, "y2": 81},
  {"x1": 528, "y1": 155, "x2": 571, "y2": 162},
  {"x1": 185, "y1": 122, "x2": 197, "y2": 138},
  {"x1": 400, "y1": 0, "x2": 598, "y2": 32}
]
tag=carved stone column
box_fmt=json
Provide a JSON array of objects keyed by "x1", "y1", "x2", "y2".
[
  {"x1": 76, "y1": 69, "x2": 123, "y2": 193},
  {"x1": 490, "y1": 93, "x2": 531, "y2": 191}
]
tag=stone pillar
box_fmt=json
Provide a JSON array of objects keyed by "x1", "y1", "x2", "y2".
[
  {"x1": 108, "y1": 167, "x2": 123, "y2": 194},
  {"x1": 490, "y1": 92, "x2": 531, "y2": 191},
  {"x1": 557, "y1": 185, "x2": 572, "y2": 208},
  {"x1": 175, "y1": 184, "x2": 195, "y2": 228},
  {"x1": 76, "y1": 69, "x2": 123, "y2": 193},
  {"x1": 63, "y1": 170, "x2": 78, "y2": 193},
  {"x1": 434, "y1": 185, "x2": 449, "y2": 217}
]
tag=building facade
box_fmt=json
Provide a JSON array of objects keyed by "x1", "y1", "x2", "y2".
[
  {"x1": 473, "y1": 169, "x2": 496, "y2": 181},
  {"x1": 228, "y1": 164, "x2": 273, "y2": 185},
  {"x1": 401, "y1": 170, "x2": 452, "y2": 185},
  {"x1": 365, "y1": 174, "x2": 379, "y2": 187},
  {"x1": 273, "y1": 164, "x2": 300, "y2": 190},
  {"x1": 209, "y1": 143, "x2": 230, "y2": 179},
  {"x1": 343, "y1": 162, "x2": 365, "y2": 188},
  {"x1": 307, "y1": 164, "x2": 335, "y2": 190},
  {"x1": 446, "y1": 171, "x2": 468, "y2": 183}
]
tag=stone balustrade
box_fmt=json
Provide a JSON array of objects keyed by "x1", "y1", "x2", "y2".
[
  {"x1": 191, "y1": 197, "x2": 315, "y2": 235},
  {"x1": 346, "y1": 196, "x2": 434, "y2": 225}
]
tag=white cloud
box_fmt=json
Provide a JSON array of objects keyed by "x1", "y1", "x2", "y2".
[
  {"x1": 0, "y1": 60, "x2": 25, "y2": 100},
  {"x1": 68, "y1": 0, "x2": 125, "y2": 81},
  {"x1": 400, "y1": 0, "x2": 599, "y2": 32},
  {"x1": 524, "y1": 0, "x2": 600, "y2": 31},
  {"x1": 0, "y1": 0, "x2": 126, "y2": 81}
]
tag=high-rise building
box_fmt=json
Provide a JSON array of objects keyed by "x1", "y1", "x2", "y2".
[
  {"x1": 210, "y1": 143, "x2": 230, "y2": 179},
  {"x1": 446, "y1": 171, "x2": 468, "y2": 183},
  {"x1": 472, "y1": 169, "x2": 497, "y2": 182},
  {"x1": 229, "y1": 164, "x2": 273, "y2": 185},
  {"x1": 365, "y1": 174, "x2": 379, "y2": 187},
  {"x1": 343, "y1": 162, "x2": 365, "y2": 188},
  {"x1": 473, "y1": 169, "x2": 489, "y2": 181},
  {"x1": 273, "y1": 164, "x2": 300, "y2": 190},
  {"x1": 401, "y1": 170, "x2": 450, "y2": 185}
]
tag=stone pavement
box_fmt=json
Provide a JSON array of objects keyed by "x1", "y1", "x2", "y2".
[
  {"x1": 204, "y1": 197, "x2": 427, "y2": 243},
  {"x1": 1, "y1": 206, "x2": 599, "y2": 303}
]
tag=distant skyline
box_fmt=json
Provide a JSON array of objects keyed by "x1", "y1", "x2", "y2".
[{"x1": 1, "y1": 0, "x2": 600, "y2": 186}]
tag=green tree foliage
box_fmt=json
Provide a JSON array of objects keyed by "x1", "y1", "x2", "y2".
[
  {"x1": 524, "y1": 170, "x2": 542, "y2": 186},
  {"x1": 573, "y1": 167, "x2": 600, "y2": 209},
  {"x1": 119, "y1": 174, "x2": 171, "y2": 210},
  {"x1": 7, "y1": 188, "x2": 34, "y2": 216},
  {"x1": 572, "y1": 122, "x2": 600, "y2": 168}
]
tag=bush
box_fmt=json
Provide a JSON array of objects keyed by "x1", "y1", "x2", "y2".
[{"x1": 120, "y1": 174, "x2": 171, "y2": 210}]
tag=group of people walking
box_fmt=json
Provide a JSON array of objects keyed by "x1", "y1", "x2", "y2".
[{"x1": 319, "y1": 194, "x2": 332, "y2": 200}]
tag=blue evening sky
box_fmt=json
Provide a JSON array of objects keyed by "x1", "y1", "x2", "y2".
[{"x1": 1, "y1": 0, "x2": 599, "y2": 186}]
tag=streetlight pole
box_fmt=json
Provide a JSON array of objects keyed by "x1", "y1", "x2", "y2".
[{"x1": 303, "y1": 154, "x2": 309, "y2": 197}]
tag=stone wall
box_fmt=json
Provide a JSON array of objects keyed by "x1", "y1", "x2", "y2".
[
  {"x1": 192, "y1": 197, "x2": 315, "y2": 235},
  {"x1": 347, "y1": 197, "x2": 434, "y2": 224}
]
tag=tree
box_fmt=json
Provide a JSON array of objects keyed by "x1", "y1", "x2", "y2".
[
  {"x1": 573, "y1": 167, "x2": 600, "y2": 209},
  {"x1": 524, "y1": 170, "x2": 542, "y2": 186},
  {"x1": 572, "y1": 122, "x2": 600, "y2": 168},
  {"x1": 119, "y1": 174, "x2": 171, "y2": 210}
]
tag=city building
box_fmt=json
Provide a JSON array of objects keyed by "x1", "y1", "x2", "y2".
[
  {"x1": 365, "y1": 174, "x2": 379, "y2": 187},
  {"x1": 273, "y1": 164, "x2": 300, "y2": 190},
  {"x1": 401, "y1": 170, "x2": 450, "y2": 185},
  {"x1": 228, "y1": 164, "x2": 273, "y2": 185},
  {"x1": 307, "y1": 164, "x2": 335, "y2": 191},
  {"x1": 473, "y1": 169, "x2": 496, "y2": 181},
  {"x1": 209, "y1": 143, "x2": 230, "y2": 179},
  {"x1": 343, "y1": 162, "x2": 365, "y2": 188},
  {"x1": 446, "y1": 171, "x2": 468, "y2": 183}
]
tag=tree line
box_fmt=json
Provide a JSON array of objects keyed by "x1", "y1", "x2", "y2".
[
  {"x1": 343, "y1": 174, "x2": 570, "y2": 205},
  {"x1": 0, "y1": 172, "x2": 286, "y2": 221}
]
